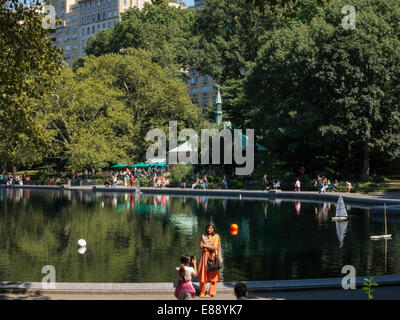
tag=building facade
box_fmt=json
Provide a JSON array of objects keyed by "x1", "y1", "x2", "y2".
[
  {"x1": 50, "y1": 0, "x2": 154, "y2": 65},
  {"x1": 186, "y1": 69, "x2": 218, "y2": 114}
]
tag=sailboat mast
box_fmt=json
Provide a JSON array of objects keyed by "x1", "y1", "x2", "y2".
[{"x1": 384, "y1": 202, "x2": 387, "y2": 235}]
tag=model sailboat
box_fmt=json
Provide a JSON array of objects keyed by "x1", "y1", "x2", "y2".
[
  {"x1": 370, "y1": 203, "x2": 392, "y2": 240},
  {"x1": 332, "y1": 196, "x2": 348, "y2": 221}
]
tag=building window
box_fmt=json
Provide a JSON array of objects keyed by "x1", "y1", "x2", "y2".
[
  {"x1": 82, "y1": 17, "x2": 85, "y2": 24},
  {"x1": 213, "y1": 86, "x2": 217, "y2": 93},
  {"x1": 103, "y1": 11, "x2": 106, "y2": 19},
  {"x1": 191, "y1": 98, "x2": 199, "y2": 104},
  {"x1": 61, "y1": 11, "x2": 65, "y2": 18},
  {"x1": 57, "y1": 38, "x2": 63, "y2": 43},
  {"x1": 92, "y1": 1, "x2": 96, "y2": 9},
  {"x1": 81, "y1": 4, "x2": 85, "y2": 11},
  {"x1": 108, "y1": 22, "x2": 111, "y2": 28},
  {"x1": 87, "y1": 27, "x2": 90, "y2": 34},
  {"x1": 202, "y1": 97, "x2": 209, "y2": 105},
  {"x1": 191, "y1": 77, "x2": 198, "y2": 84},
  {"x1": 93, "y1": 14, "x2": 96, "y2": 21},
  {"x1": 202, "y1": 75, "x2": 209, "y2": 83},
  {"x1": 108, "y1": 11, "x2": 111, "y2": 17},
  {"x1": 73, "y1": 44, "x2": 78, "y2": 49},
  {"x1": 57, "y1": 28, "x2": 63, "y2": 34},
  {"x1": 98, "y1": 0, "x2": 101, "y2": 8},
  {"x1": 113, "y1": 0, "x2": 117, "y2": 5},
  {"x1": 65, "y1": 17, "x2": 70, "y2": 23},
  {"x1": 73, "y1": 26, "x2": 77, "y2": 32},
  {"x1": 97, "y1": 24, "x2": 101, "y2": 30},
  {"x1": 98, "y1": 13, "x2": 101, "y2": 20},
  {"x1": 103, "y1": 0, "x2": 106, "y2": 7},
  {"x1": 65, "y1": 27, "x2": 70, "y2": 33},
  {"x1": 103, "y1": 23, "x2": 106, "y2": 28},
  {"x1": 73, "y1": 33, "x2": 77, "y2": 39},
  {"x1": 87, "y1": 15, "x2": 90, "y2": 22},
  {"x1": 124, "y1": 0, "x2": 126, "y2": 5},
  {"x1": 114, "y1": 9, "x2": 117, "y2": 16},
  {"x1": 191, "y1": 88, "x2": 198, "y2": 95},
  {"x1": 82, "y1": 28, "x2": 85, "y2": 36},
  {"x1": 92, "y1": 25, "x2": 95, "y2": 33},
  {"x1": 73, "y1": 16, "x2": 77, "y2": 22},
  {"x1": 65, "y1": 45, "x2": 70, "y2": 51},
  {"x1": 87, "y1": 4, "x2": 90, "y2": 12},
  {"x1": 108, "y1": 0, "x2": 111, "y2": 7},
  {"x1": 201, "y1": 86, "x2": 210, "y2": 94}
]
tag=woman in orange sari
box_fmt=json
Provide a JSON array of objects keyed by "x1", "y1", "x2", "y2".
[{"x1": 198, "y1": 222, "x2": 222, "y2": 298}]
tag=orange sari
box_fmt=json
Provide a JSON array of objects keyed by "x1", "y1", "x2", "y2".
[{"x1": 198, "y1": 234, "x2": 222, "y2": 284}]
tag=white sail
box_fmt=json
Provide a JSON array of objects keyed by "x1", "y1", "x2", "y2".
[
  {"x1": 336, "y1": 221, "x2": 348, "y2": 248},
  {"x1": 336, "y1": 196, "x2": 347, "y2": 217}
]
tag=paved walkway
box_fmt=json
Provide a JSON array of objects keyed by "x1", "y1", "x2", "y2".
[
  {"x1": 2, "y1": 286, "x2": 400, "y2": 300},
  {"x1": 2, "y1": 276, "x2": 400, "y2": 300}
]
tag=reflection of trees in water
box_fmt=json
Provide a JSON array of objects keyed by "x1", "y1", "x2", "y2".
[{"x1": 1, "y1": 192, "x2": 400, "y2": 281}]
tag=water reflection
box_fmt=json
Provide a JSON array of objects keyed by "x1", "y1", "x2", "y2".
[
  {"x1": 1, "y1": 189, "x2": 400, "y2": 282},
  {"x1": 335, "y1": 221, "x2": 348, "y2": 248}
]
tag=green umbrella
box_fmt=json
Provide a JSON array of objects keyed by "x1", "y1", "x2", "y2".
[
  {"x1": 131, "y1": 162, "x2": 150, "y2": 167},
  {"x1": 154, "y1": 162, "x2": 168, "y2": 167},
  {"x1": 110, "y1": 163, "x2": 128, "y2": 168}
]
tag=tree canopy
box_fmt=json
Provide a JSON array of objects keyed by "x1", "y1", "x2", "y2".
[
  {"x1": 0, "y1": 0, "x2": 63, "y2": 172},
  {"x1": 243, "y1": 0, "x2": 400, "y2": 179},
  {"x1": 42, "y1": 49, "x2": 203, "y2": 170}
]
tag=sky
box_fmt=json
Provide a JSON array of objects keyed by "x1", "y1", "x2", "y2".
[{"x1": 182, "y1": 0, "x2": 194, "y2": 7}]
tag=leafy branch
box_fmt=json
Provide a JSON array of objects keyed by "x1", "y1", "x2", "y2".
[{"x1": 362, "y1": 276, "x2": 379, "y2": 300}]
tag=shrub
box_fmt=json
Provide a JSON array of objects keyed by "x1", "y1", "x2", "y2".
[{"x1": 169, "y1": 164, "x2": 192, "y2": 182}]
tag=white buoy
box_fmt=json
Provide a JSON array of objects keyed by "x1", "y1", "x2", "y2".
[
  {"x1": 78, "y1": 246, "x2": 87, "y2": 254},
  {"x1": 77, "y1": 239, "x2": 86, "y2": 247},
  {"x1": 101, "y1": 201, "x2": 104, "y2": 208}
]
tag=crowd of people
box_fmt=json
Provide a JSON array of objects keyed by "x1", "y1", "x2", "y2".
[
  {"x1": 105, "y1": 167, "x2": 169, "y2": 188},
  {"x1": 314, "y1": 175, "x2": 351, "y2": 193},
  {"x1": 261, "y1": 174, "x2": 281, "y2": 191},
  {"x1": 0, "y1": 173, "x2": 30, "y2": 185}
]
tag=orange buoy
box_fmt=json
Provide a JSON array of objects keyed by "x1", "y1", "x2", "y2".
[
  {"x1": 231, "y1": 229, "x2": 238, "y2": 236},
  {"x1": 230, "y1": 223, "x2": 238, "y2": 231}
]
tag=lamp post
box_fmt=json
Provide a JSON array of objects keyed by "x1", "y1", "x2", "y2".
[{"x1": 215, "y1": 88, "x2": 222, "y2": 124}]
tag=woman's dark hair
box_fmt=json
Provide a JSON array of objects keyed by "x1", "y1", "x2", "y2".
[
  {"x1": 205, "y1": 223, "x2": 217, "y2": 236},
  {"x1": 179, "y1": 255, "x2": 191, "y2": 280}
]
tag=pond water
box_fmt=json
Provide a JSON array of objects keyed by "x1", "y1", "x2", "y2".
[{"x1": 0, "y1": 189, "x2": 399, "y2": 283}]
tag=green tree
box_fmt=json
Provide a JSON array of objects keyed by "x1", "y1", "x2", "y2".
[
  {"x1": 84, "y1": 1, "x2": 195, "y2": 78},
  {"x1": 244, "y1": 0, "x2": 400, "y2": 180},
  {"x1": 188, "y1": 0, "x2": 276, "y2": 128},
  {"x1": 0, "y1": 0, "x2": 63, "y2": 173},
  {"x1": 44, "y1": 49, "x2": 204, "y2": 170},
  {"x1": 40, "y1": 67, "x2": 132, "y2": 170}
]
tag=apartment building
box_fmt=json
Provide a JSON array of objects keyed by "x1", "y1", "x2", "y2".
[
  {"x1": 186, "y1": 70, "x2": 218, "y2": 114},
  {"x1": 50, "y1": 0, "x2": 154, "y2": 65}
]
